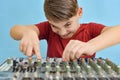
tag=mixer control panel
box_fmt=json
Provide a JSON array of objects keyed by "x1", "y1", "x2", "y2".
[{"x1": 0, "y1": 57, "x2": 120, "y2": 80}]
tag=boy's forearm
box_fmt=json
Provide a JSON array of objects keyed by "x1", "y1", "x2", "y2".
[
  {"x1": 87, "y1": 26, "x2": 120, "y2": 52},
  {"x1": 10, "y1": 25, "x2": 39, "y2": 40}
]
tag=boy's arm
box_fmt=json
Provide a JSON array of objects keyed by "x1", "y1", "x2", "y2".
[
  {"x1": 62, "y1": 25, "x2": 120, "y2": 61},
  {"x1": 87, "y1": 25, "x2": 120, "y2": 52},
  {"x1": 10, "y1": 25, "x2": 41, "y2": 59},
  {"x1": 10, "y1": 25, "x2": 39, "y2": 40}
]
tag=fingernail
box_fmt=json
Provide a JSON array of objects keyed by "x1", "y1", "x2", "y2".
[
  {"x1": 62, "y1": 58, "x2": 66, "y2": 62},
  {"x1": 37, "y1": 56, "x2": 41, "y2": 60},
  {"x1": 62, "y1": 58, "x2": 65, "y2": 61}
]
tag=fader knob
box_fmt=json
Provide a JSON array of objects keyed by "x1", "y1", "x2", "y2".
[
  {"x1": 63, "y1": 77, "x2": 73, "y2": 80},
  {"x1": 7, "y1": 58, "x2": 11, "y2": 64},
  {"x1": 34, "y1": 78, "x2": 44, "y2": 80},
  {"x1": 22, "y1": 78, "x2": 32, "y2": 80},
  {"x1": 37, "y1": 59, "x2": 41, "y2": 68}
]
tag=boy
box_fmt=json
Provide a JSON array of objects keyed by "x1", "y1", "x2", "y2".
[{"x1": 10, "y1": 0, "x2": 120, "y2": 61}]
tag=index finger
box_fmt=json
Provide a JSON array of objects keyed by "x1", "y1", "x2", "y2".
[
  {"x1": 62, "y1": 41, "x2": 74, "y2": 61},
  {"x1": 33, "y1": 44, "x2": 41, "y2": 60},
  {"x1": 62, "y1": 45, "x2": 70, "y2": 61},
  {"x1": 62, "y1": 50, "x2": 67, "y2": 61}
]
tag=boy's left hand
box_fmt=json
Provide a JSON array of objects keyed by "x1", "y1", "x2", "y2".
[{"x1": 62, "y1": 40, "x2": 95, "y2": 61}]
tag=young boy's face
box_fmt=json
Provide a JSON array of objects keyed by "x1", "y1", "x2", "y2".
[{"x1": 49, "y1": 8, "x2": 82, "y2": 39}]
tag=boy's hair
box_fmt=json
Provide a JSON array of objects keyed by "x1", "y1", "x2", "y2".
[{"x1": 44, "y1": 0, "x2": 78, "y2": 22}]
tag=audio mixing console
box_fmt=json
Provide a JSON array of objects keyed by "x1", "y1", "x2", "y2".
[{"x1": 0, "y1": 57, "x2": 120, "y2": 80}]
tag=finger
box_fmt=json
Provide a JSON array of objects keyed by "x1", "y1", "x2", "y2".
[
  {"x1": 33, "y1": 44, "x2": 41, "y2": 60},
  {"x1": 21, "y1": 42, "x2": 28, "y2": 54},
  {"x1": 75, "y1": 47, "x2": 85, "y2": 58},
  {"x1": 80, "y1": 54, "x2": 87, "y2": 57},
  {"x1": 26, "y1": 45, "x2": 33, "y2": 57},
  {"x1": 23, "y1": 46, "x2": 27, "y2": 54},
  {"x1": 20, "y1": 42, "x2": 23, "y2": 52},
  {"x1": 69, "y1": 44, "x2": 80, "y2": 60},
  {"x1": 62, "y1": 40, "x2": 75, "y2": 61},
  {"x1": 69, "y1": 43, "x2": 79, "y2": 60},
  {"x1": 62, "y1": 46, "x2": 70, "y2": 61},
  {"x1": 20, "y1": 42, "x2": 27, "y2": 56},
  {"x1": 28, "y1": 56, "x2": 33, "y2": 61},
  {"x1": 62, "y1": 46, "x2": 68, "y2": 61}
]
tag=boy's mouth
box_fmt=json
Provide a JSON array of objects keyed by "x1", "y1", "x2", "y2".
[{"x1": 61, "y1": 32, "x2": 72, "y2": 38}]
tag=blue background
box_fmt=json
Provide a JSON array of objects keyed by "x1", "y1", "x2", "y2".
[{"x1": 0, "y1": 0, "x2": 120, "y2": 65}]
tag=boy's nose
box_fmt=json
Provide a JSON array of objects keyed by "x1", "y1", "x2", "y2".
[{"x1": 59, "y1": 29, "x2": 68, "y2": 37}]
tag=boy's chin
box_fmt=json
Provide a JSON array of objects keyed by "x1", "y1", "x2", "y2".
[{"x1": 61, "y1": 35, "x2": 72, "y2": 39}]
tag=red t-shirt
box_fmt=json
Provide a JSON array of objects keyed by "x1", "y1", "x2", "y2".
[{"x1": 35, "y1": 21, "x2": 105, "y2": 58}]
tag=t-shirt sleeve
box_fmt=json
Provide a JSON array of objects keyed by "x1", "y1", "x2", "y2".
[
  {"x1": 88, "y1": 22, "x2": 106, "y2": 38},
  {"x1": 35, "y1": 21, "x2": 51, "y2": 40}
]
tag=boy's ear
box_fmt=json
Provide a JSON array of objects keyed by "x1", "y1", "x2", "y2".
[{"x1": 77, "y1": 7, "x2": 82, "y2": 17}]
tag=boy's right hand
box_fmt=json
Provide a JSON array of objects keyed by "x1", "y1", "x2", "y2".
[{"x1": 20, "y1": 30, "x2": 41, "y2": 60}]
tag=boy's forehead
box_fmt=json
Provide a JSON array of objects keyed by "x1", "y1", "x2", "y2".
[
  {"x1": 49, "y1": 17, "x2": 75, "y2": 26},
  {"x1": 49, "y1": 20, "x2": 69, "y2": 26},
  {"x1": 48, "y1": 15, "x2": 77, "y2": 25}
]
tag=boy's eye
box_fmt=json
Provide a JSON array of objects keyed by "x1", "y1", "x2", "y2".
[
  {"x1": 51, "y1": 25, "x2": 55, "y2": 28},
  {"x1": 65, "y1": 22, "x2": 71, "y2": 27},
  {"x1": 51, "y1": 25, "x2": 59, "y2": 29}
]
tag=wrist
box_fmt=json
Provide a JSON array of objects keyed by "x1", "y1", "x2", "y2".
[
  {"x1": 22, "y1": 29, "x2": 38, "y2": 38},
  {"x1": 87, "y1": 42, "x2": 97, "y2": 55}
]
